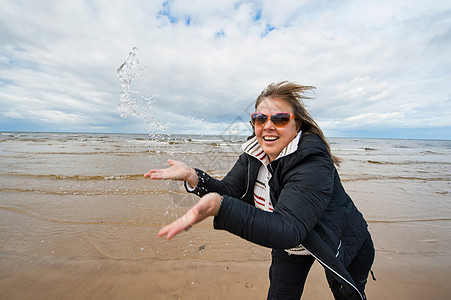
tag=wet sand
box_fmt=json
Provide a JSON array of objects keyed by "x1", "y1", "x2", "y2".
[
  {"x1": 1, "y1": 233, "x2": 450, "y2": 299},
  {"x1": 1, "y1": 192, "x2": 450, "y2": 299}
]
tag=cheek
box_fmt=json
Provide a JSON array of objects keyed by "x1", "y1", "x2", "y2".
[
  {"x1": 254, "y1": 127, "x2": 263, "y2": 137},
  {"x1": 280, "y1": 126, "x2": 297, "y2": 142}
]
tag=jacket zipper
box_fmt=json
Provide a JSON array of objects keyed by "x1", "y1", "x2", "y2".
[
  {"x1": 240, "y1": 159, "x2": 251, "y2": 199},
  {"x1": 308, "y1": 250, "x2": 364, "y2": 299}
]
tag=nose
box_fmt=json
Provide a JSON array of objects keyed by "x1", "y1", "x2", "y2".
[{"x1": 263, "y1": 117, "x2": 275, "y2": 130}]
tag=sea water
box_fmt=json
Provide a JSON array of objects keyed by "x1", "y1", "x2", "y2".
[{"x1": 0, "y1": 132, "x2": 449, "y2": 257}]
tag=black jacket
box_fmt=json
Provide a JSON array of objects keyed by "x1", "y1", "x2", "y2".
[{"x1": 188, "y1": 133, "x2": 370, "y2": 299}]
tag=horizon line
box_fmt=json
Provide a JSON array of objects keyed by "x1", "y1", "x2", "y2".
[{"x1": 1, "y1": 130, "x2": 450, "y2": 141}]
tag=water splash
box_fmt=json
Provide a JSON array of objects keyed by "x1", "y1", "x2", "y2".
[
  {"x1": 117, "y1": 47, "x2": 166, "y2": 134},
  {"x1": 117, "y1": 48, "x2": 189, "y2": 212}
]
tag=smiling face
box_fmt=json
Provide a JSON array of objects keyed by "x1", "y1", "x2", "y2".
[{"x1": 254, "y1": 97, "x2": 299, "y2": 162}]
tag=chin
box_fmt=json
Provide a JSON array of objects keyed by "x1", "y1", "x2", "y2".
[{"x1": 262, "y1": 148, "x2": 278, "y2": 158}]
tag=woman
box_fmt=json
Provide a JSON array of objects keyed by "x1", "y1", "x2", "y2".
[{"x1": 145, "y1": 81, "x2": 374, "y2": 299}]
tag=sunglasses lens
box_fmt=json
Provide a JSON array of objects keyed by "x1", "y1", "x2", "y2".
[
  {"x1": 251, "y1": 113, "x2": 293, "y2": 128},
  {"x1": 271, "y1": 113, "x2": 291, "y2": 127},
  {"x1": 251, "y1": 113, "x2": 268, "y2": 127}
]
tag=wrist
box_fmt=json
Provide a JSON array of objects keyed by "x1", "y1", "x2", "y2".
[
  {"x1": 187, "y1": 168, "x2": 199, "y2": 188},
  {"x1": 215, "y1": 194, "x2": 223, "y2": 216}
]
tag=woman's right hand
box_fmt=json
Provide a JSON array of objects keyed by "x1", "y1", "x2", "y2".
[
  {"x1": 144, "y1": 159, "x2": 199, "y2": 188},
  {"x1": 158, "y1": 192, "x2": 222, "y2": 240}
]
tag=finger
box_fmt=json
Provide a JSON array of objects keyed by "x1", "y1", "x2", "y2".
[
  {"x1": 144, "y1": 169, "x2": 161, "y2": 175},
  {"x1": 158, "y1": 221, "x2": 182, "y2": 240},
  {"x1": 160, "y1": 210, "x2": 198, "y2": 240},
  {"x1": 144, "y1": 172, "x2": 162, "y2": 179},
  {"x1": 158, "y1": 218, "x2": 183, "y2": 239},
  {"x1": 144, "y1": 169, "x2": 168, "y2": 180},
  {"x1": 165, "y1": 212, "x2": 195, "y2": 239},
  {"x1": 158, "y1": 224, "x2": 171, "y2": 238}
]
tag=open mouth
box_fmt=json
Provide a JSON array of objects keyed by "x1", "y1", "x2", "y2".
[{"x1": 263, "y1": 136, "x2": 279, "y2": 142}]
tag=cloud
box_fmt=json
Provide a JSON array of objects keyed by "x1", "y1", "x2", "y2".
[{"x1": 0, "y1": 0, "x2": 450, "y2": 139}]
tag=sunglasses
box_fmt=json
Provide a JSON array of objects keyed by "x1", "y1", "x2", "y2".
[{"x1": 251, "y1": 112, "x2": 295, "y2": 128}]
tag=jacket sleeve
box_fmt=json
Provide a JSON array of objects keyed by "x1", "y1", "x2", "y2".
[
  {"x1": 213, "y1": 145, "x2": 334, "y2": 250},
  {"x1": 185, "y1": 153, "x2": 249, "y2": 199}
]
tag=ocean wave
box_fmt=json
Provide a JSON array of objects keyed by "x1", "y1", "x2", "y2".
[
  {"x1": 395, "y1": 145, "x2": 412, "y2": 149},
  {"x1": 421, "y1": 150, "x2": 442, "y2": 155},
  {"x1": 367, "y1": 218, "x2": 451, "y2": 223},
  {"x1": 2, "y1": 171, "x2": 448, "y2": 183},
  {"x1": 1, "y1": 148, "x2": 240, "y2": 156},
  {"x1": 366, "y1": 160, "x2": 450, "y2": 165},
  {"x1": 0, "y1": 187, "x2": 169, "y2": 195},
  {"x1": 4, "y1": 149, "x2": 160, "y2": 155},
  {"x1": 342, "y1": 175, "x2": 450, "y2": 181},
  {"x1": 1, "y1": 173, "x2": 145, "y2": 181}
]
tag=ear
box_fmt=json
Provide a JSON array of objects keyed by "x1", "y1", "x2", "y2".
[{"x1": 296, "y1": 121, "x2": 302, "y2": 132}]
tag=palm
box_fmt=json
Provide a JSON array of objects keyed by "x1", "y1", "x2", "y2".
[
  {"x1": 162, "y1": 161, "x2": 189, "y2": 180},
  {"x1": 144, "y1": 159, "x2": 193, "y2": 182}
]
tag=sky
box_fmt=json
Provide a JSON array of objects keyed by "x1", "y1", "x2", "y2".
[{"x1": 1, "y1": 0, "x2": 450, "y2": 140}]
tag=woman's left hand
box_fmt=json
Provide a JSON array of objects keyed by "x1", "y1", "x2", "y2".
[{"x1": 158, "y1": 193, "x2": 222, "y2": 240}]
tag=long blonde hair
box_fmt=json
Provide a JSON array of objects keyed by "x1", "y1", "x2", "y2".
[{"x1": 253, "y1": 81, "x2": 341, "y2": 166}]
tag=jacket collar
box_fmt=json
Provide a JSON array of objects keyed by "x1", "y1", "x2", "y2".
[{"x1": 241, "y1": 131, "x2": 302, "y2": 164}]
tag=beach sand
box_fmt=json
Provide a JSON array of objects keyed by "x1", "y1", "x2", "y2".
[
  {"x1": 1, "y1": 192, "x2": 450, "y2": 299},
  {"x1": 1, "y1": 232, "x2": 450, "y2": 299}
]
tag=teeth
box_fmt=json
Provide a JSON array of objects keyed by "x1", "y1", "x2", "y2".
[{"x1": 263, "y1": 136, "x2": 278, "y2": 141}]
